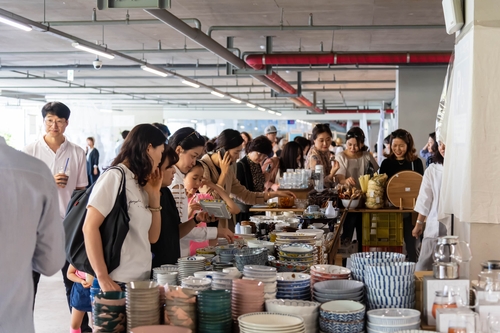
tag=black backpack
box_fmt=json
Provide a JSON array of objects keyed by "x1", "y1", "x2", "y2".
[{"x1": 63, "y1": 166, "x2": 130, "y2": 275}]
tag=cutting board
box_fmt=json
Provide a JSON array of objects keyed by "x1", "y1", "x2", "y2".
[{"x1": 386, "y1": 170, "x2": 423, "y2": 209}]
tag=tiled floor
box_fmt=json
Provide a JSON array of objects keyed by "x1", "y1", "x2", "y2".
[{"x1": 34, "y1": 273, "x2": 72, "y2": 333}]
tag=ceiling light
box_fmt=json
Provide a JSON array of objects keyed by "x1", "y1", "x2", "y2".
[
  {"x1": 275, "y1": 112, "x2": 282, "y2": 116},
  {"x1": 191, "y1": 119, "x2": 197, "y2": 123},
  {"x1": 99, "y1": 108, "x2": 122, "y2": 113},
  {"x1": 219, "y1": 122, "x2": 225, "y2": 126},
  {"x1": 258, "y1": 107, "x2": 266, "y2": 112},
  {"x1": 182, "y1": 80, "x2": 200, "y2": 88},
  {"x1": 211, "y1": 91, "x2": 225, "y2": 98},
  {"x1": 140, "y1": 65, "x2": 168, "y2": 77},
  {"x1": 240, "y1": 125, "x2": 245, "y2": 129},
  {"x1": 0, "y1": 16, "x2": 32, "y2": 32},
  {"x1": 246, "y1": 103, "x2": 256, "y2": 108},
  {"x1": 230, "y1": 98, "x2": 242, "y2": 104},
  {"x1": 72, "y1": 42, "x2": 114, "y2": 59},
  {"x1": 254, "y1": 127, "x2": 258, "y2": 131},
  {"x1": 268, "y1": 110, "x2": 276, "y2": 115}
]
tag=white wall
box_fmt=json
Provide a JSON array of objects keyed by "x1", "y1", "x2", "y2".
[{"x1": 396, "y1": 67, "x2": 447, "y2": 154}]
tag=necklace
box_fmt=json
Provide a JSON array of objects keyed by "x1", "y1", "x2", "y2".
[{"x1": 397, "y1": 160, "x2": 405, "y2": 165}]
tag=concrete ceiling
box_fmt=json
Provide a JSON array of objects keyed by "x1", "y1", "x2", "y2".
[{"x1": 0, "y1": 0, "x2": 454, "y2": 118}]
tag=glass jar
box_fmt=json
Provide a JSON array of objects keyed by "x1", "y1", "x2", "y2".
[
  {"x1": 478, "y1": 260, "x2": 500, "y2": 290},
  {"x1": 432, "y1": 290, "x2": 457, "y2": 318}
]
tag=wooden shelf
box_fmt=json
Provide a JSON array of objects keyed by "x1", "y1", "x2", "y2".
[
  {"x1": 249, "y1": 207, "x2": 305, "y2": 212},
  {"x1": 345, "y1": 208, "x2": 415, "y2": 213}
]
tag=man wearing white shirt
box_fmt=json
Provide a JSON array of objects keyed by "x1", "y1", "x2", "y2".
[
  {"x1": 0, "y1": 135, "x2": 66, "y2": 333},
  {"x1": 23, "y1": 101, "x2": 90, "y2": 332}
]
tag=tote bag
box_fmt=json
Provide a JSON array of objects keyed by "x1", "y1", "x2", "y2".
[{"x1": 63, "y1": 166, "x2": 130, "y2": 275}]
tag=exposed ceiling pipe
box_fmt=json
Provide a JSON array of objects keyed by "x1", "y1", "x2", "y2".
[
  {"x1": 44, "y1": 18, "x2": 201, "y2": 29},
  {"x1": 325, "y1": 109, "x2": 394, "y2": 114},
  {"x1": 207, "y1": 24, "x2": 446, "y2": 37},
  {"x1": 144, "y1": 9, "x2": 315, "y2": 112},
  {"x1": 246, "y1": 52, "x2": 452, "y2": 69}
]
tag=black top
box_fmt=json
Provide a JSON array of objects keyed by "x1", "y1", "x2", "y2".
[
  {"x1": 379, "y1": 158, "x2": 424, "y2": 179},
  {"x1": 236, "y1": 156, "x2": 256, "y2": 192},
  {"x1": 151, "y1": 187, "x2": 181, "y2": 268}
]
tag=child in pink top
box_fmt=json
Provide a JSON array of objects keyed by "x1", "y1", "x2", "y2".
[{"x1": 67, "y1": 264, "x2": 93, "y2": 333}]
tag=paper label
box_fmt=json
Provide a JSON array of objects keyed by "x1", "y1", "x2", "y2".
[{"x1": 405, "y1": 187, "x2": 411, "y2": 192}]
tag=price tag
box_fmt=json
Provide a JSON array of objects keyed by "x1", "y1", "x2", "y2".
[{"x1": 405, "y1": 187, "x2": 411, "y2": 192}]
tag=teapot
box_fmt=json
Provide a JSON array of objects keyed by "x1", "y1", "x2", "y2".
[{"x1": 432, "y1": 236, "x2": 472, "y2": 279}]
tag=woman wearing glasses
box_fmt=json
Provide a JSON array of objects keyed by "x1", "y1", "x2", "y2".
[
  {"x1": 168, "y1": 128, "x2": 234, "y2": 257},
  {"x1": 335, "y1": 127, "x2": 379, "y2": 254},
  {"x1": 379, "y1": 129, "x2": 424, "y2": 262},
  {"x1": 305, "y1": 124, "x2": 340, "y2": 188},
  {"x1": 199, "y1": 129, "x2": 296, "y2": 231}
]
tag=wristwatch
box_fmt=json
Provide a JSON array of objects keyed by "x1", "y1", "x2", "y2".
[{"x1": 193, "y1": 213, "x2": 201, "y2": 225}]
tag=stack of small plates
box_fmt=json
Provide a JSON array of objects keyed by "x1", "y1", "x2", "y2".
[
  {"x1": 365, "y1": 262, "x2": 416, "y2": 310},
  {"x1": 243, "y1": 265, "x2": 277, "y2": 300},
  {"x1": 310, "y1": 265, "x2": 350, "y2": 291},
  {"x1": 211, "y1": 272, "x2": 235, "y2": 290},
  {"x1": 165, "y1": 286, "x2": 197, "y2": 332},
  {"x1": 181, "y1": 277, "x2": 212, "y2": 291},
  {"x1": 126, "y1": 281, "x2": 160, "y2": 329},
  {"x1": 350, "y1": 252, "x2": 406, "y2": 283},
  {"x1": 265, "y1": 299, "x2": 320, "y2": 333},
  {"x1": 312, "y1": 280, "x2": 364, "y2": 303},
  {"x1": 319, "y1": 300, "x2": 365, "y2": 333},
  {"x1": 366, "y1": 308, "x2": 421, "y2": 333},
  {"x1": 177, "y1": 256, "x2": 206, "y2": 280},
  {"x1": 278, "y1": 244, "x2": 315, "y2": 263},
  {"x1": 238, "y1": 312, "x2": 305, "y2": 333},
  {"x1": 276, "y1": 272, "x2": 311, "y2": 301},
  {"x1": 197, "y1": 289, "x2": 232, "y2": 333},
  {"x1": 270, "y1": 233, "x2": 319, "y2": 272},
  {"x1": 153, "y1": 267, "x2": 179, "y2": 286},
  {"x1": 231, "y1": 279, "x2": 265, "y2": 322},
  {"x1": 215, "y1": 245, "x2": 239, "y2": 263}
]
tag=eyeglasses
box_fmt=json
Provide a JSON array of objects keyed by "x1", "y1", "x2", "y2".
[
  {"x1": 44, "y1": 118, "x2": 66, "y2": 127},
  {"x1": 346, "y1": 133, "x2": 358, "y2": 139},
  {"x1": 179, "y1": 130, "x2": 201, "y2": 146}
]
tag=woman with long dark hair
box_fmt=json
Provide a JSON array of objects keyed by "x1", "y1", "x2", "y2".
[
  {"x1": 379, "y1": 128, "x2": 424, "y2": 262},
  {"x1": 305, "y1": 124, "x2": 340, "y2": 187},
  {"x1": 278, "y1": 141, "x2": 304, "y2": 176},
  {"x1": 83, "y1": 124, "x2": 166, "y2": 292}
]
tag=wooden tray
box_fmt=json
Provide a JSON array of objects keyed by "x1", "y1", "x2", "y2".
[{"x1": 386, "y1": 170, "x2": 423, "y2": 209}]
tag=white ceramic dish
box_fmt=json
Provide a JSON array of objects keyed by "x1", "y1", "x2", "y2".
[
  {"x1": 238, "y1": 312, "x2": 304, "y2": 328},
  {"x1": 367, "y1": 321, "x2": 420, "y2": 332},
  {"x1": 265, "y1": 299, "x2": 320, "y2": 315}
]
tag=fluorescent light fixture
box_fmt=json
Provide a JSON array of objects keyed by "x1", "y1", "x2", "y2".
[
  {"x1": 182, "y1": 80, "x2": 200, "y2": 88},
  {"x1": 0, "y1": 16, "x2": 32, "y2": 32},
  {"x1": 240, "y1": 125, "x2": 245, "y2": 129},
  {"x1": 211, "y1": 91, "x2": 225, "y2": 98},
  {"x1": 219, "y1": 122, "x2": 225, "y2": 126},
  {"x1": 230, "y1": 98, "x2": 242, "y2": 104},
  {"x1": 140, "y1": 65, "x2": 168, "y2": 77},
  {"x1": 191, "y1": 119, "x2": 198, "y2": 123},
  {"x1": 72, "y1": 42, "x2": 114, "y2": 59},
  {"x1": 275, "y1": 112, "x2": 282, "y2": 116},
  {"x1": 258, "y1": 107, "x2": 266, "y2": 112},
  {"x1": 268, "y1": 110, "x2": 276, "y2": 114},
  {"x1": 246, "y1": 103, "x2": 256, "y2": 108},
  {"x1": 254, "y1": 127, "x2": 258, "y2": 131}
]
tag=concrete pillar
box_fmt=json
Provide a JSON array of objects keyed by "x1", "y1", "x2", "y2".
[{"x1": 395, "y1": 67, "x2": 447, "y2": 152}]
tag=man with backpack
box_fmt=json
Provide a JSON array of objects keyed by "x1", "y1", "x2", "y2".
[{"x1": 23, "y1": 101, "x2": 90, "y2": 332}]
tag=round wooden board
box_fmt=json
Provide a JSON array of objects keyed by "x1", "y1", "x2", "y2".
[{"x1": 386, "y1": 171, "x2": 423, "y2": 209}]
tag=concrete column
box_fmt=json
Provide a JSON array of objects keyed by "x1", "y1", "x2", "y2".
[{"x1": 395, "y1": 67, "x2": 447, "y2": 151}]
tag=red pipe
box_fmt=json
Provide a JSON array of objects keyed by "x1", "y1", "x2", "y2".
[
  {"x1": 246, "y1": 52, "x2": 452, "y2": 69},
  {"x1": 326, "y1": 109, "x2": 394, "y2": 114}
]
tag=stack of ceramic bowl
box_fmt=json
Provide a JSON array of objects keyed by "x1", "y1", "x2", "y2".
[
  {"x1": 266, "y1": 299, "x2": 319, "y2": 333},
  {"x1": 350, "y1": 252, "x2": 406, "y2": 283},
  {"x1": 233, "y1": 248, "x2": 268, "y2": 271},
  {"x1": 222, "y1": 267, "x2": 242, "y2": 279},
  {"x1": 181, "y1": 277, "x2": 212, "y2": 291},
  {"x1": 215, "y1": 245, "x2": 239, "y2": 263},
  {"x1": 271, "y1": 233, "x2": 319, "y2": 272},
  {"x1": 218, "y1": 238, "x2": 229, "y2": 246},
  {"x1": 153, "y1": 267, "x2": 179, "y2": 286},
  {"x1": 126, "y1": 281, "x2": 160, "y2": 329},
  {"x1": 319, "y1": 300, "x2": 365, "y2": 333},
  {"x1": 366, "y1": 308, "x2": 421, "y2": 333},
  {"x1": 177, "y1": 256, "x2": 206, "y2": 280},
  {"x1": 365, "y1": 262, "x2": 416, "y2": 310},
  {"x1": 164, "y1": 286, "x2": 197, "y2": 332},
  {"x1": 247, "y1": 240, "x2": 276, "y2": 255},
  {"x1": 193, "y1": 271, "x2": 215, "y2": 280},
  {"x1": 210, "y1": 272, "x2": 234, "y2": 290},
  {"x1": 312, "y1": 280, "x2": 364, "y2": 303},
  {"x1": 310, "y1": 265, "x2": 351, "y2": 291},
  {"x1": 93, "y1": 291, "x2": 126, "y2": 333},
  {"x1": 243, "y1": 265, "x2": 277, "y2": 300},
  {"x1": 276, "y1": 272, "x2": 311, "y2": 301},
  {"x1": 278, "y1": 243, "x2": 315, "y2": 264},
  {"x1": 238, "y1": 312, "x2": 305, "y2": 333},
  {"x1": 231, "y1": 279, "x2": 265, "y2": 322},
  {"x1": 130, "y1": 326, "x2": 192, "y2": 333},
  {"x1": 197, "y1": 289, "x2": 232, "y2": 333},
  {"x1": 213, "y1": 262, "x2": 235, "y2": 272}
]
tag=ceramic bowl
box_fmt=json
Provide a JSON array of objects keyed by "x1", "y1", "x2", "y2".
[
  {"x1": 247, "y1": 240, "x2": 275, "y2": 254},
  {"x1": 319, "y1": 317, "x2": 364, "y2": 333},
  {"x1": 366, "y1": 308, "x2": 420, "y2": 326},
  {"x1": 265, "y1": 299, "x2": 319, "y2": 315},
  {"x1": 311, "y1": 265, "x2": 351, "y2": 277},
  {"x1": 366, "y1": 285, "x2": 415, "y2": 297},
  {"x1": 313, "y1": 279, "x2": 364, "y2": 294},
  {"x1": 320, "y1": 300, "x2": 365, "y2": 322},
  {"x1": 341, "y1": 199, "x2": 360, "y2": 209},
  {"x1": 366, "y1": 262, "x2": 416, "y2": 276},
  {"x1": 367, "y1": 295, "x2": 415, "y2": 307},
  {"x1": 367, "y1": 321, "x2": 421, "y2": 332}
]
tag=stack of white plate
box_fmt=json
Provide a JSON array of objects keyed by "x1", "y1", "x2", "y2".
[
  {"x1": 276, "y1": 272, "x2": 311, "y2": 301},
  {"x1": 313, "y1": 280, "x2": 364, "y2": 303},
  {"x1": 210, "y1": 272, "x2": 234, "y2": 290},
  {"x1": 366, "y1": 308, "x2": 421, "y2": 333},
  {"x1": 126, "y1": 281, "x2": 160, "y2": 329},
  {"x1": 265, "y1": 299, "x2": 319, "y2": 333},
  {"x1": 181, "y1": 277, "x2": 212, "y2": 291},
  {"x1": 243, "y1": 265, "x2": 277, "y2": 300},
  {"x1": 238, "y1": 312, "x2": 306, "y2": 333},
  {"x1": 177, "y1": 256, "x2": 206, "y2": 281},
  {"x1": 365, "y1": 262, "x2": 416, "y2": 310},
  {"x1": 156, "y1": 272, "x2": 178, "y2": 286}
]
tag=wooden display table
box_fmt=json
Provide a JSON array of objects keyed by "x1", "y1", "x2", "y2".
[{"x1": 248, "y1": 207, "x2": 305, "y2": 213}]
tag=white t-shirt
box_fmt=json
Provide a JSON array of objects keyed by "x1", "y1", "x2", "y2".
[
  {"x1": 23, "y1": 136, "x2": 88, "y2": 219},
  {"x1": 88, "y1": 164, "x2": 152, "y2": 282},
  {"x1": 169, "y1": 166, "x2": 217, "y2": 257}
]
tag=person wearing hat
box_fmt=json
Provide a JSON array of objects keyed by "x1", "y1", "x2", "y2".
[
  {"x1": 264, "y1": 125, "x2": 278, "y2": 147},
  {"x1": 199, "y1": 129, "x2": 295, "y2": 231}
]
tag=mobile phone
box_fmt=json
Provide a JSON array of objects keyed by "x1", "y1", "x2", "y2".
[
  {"x1": 266, "y1": 163, "x2": 272, "y2": 173},
  {"x1": 218, "y1": 148, "x2": 226, "y2": 159}
]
